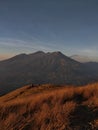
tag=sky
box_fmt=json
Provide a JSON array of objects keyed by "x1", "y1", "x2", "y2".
[{"x1": 0, "y1": 0, "x2": 98, "y2": 60}]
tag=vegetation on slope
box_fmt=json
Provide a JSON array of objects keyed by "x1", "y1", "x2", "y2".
[{"x1": 0, "y1": 83, "x2": 98, "y2": 130}]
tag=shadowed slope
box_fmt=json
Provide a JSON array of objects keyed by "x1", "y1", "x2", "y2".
[{"x1": 0, "y1": 51, "x2": 98, "y2": 96}]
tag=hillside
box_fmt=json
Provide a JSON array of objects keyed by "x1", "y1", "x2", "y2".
[
  {"x1": 0, "y1": 83, "x2": 98, "y2": 130},
  {"x1": 0, "y1": 51, "x2": 98, "y2": 96}
]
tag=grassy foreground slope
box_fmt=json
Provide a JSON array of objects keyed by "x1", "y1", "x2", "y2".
[{"x1": 0, "y1": 83, "x2": 98, "y2": 130}]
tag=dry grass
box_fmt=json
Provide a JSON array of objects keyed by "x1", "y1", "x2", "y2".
[{"x1": 0, "y1": 83, "x2": 98, "y2": 130}]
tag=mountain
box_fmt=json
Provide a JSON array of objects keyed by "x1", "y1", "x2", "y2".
[
  {"x1": 0, "y1": 83, "x2": 98, "y2": 130},
  {"x1": 0, "y1": 51, "x2": 98, "y2": 96},
  {"x1": 70, "y1": 55, "x2": 91, "y2": 63},
  {"x1": 85, "y1": 62, "x2": 98, "y2": 74}
]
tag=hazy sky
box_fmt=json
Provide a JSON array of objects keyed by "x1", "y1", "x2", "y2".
[{"x1": 0, "y1": 0, "x2": 98, "y2": 60}]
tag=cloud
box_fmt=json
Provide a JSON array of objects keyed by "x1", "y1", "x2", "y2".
[
  {"x1": 79, "y1": 49, "x2": 98, "y2": 56},
  {"x1": 0, "y1": 37, "x2": 55, "y2": 54}
]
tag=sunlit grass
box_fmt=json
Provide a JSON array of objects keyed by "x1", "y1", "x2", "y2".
[{"x1": 0, "y1": 83, "x2": 98, "y2": 130}]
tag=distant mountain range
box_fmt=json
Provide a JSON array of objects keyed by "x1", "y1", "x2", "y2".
[
  {"x1": 0, "y1": 51, "x2": 98, "y2": 96},
  {"x1": 71, "y1": 55, "x2": 98, "y2": 63}
]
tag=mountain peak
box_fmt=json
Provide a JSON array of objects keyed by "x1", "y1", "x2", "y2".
[
  {"x1": 47, "y1": 51, "x2": 66, "y2": 58},
  {"x1": 34, "y1": 51, "x2": 45, "y2": 54},
  {"x1": 29, "y1": 51, "x2": 45, "y2": 56},
  {"x1": 52, "y1": 51, "x2": 63, "y2": 55}
]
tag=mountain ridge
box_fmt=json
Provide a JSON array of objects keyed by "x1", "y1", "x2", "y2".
[{"x1": 0, "y1": 51, "x2": 98, "y2": 96}]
